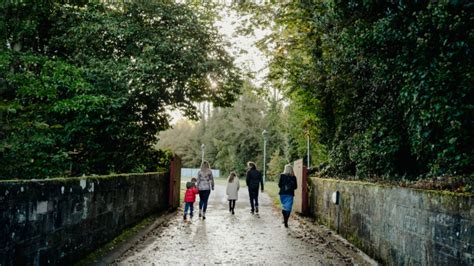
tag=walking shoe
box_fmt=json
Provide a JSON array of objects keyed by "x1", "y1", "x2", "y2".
[
  {"x1": 255, "y1": 207, "x2": 259, "y2": 214},
  {"x1": 232, "y1": 210, "x2": 235, "y2": 215},
  {"x1": 183, "y1": 214, "x2": 187, "y2": 220},
  {"x1": 199, "y1": 209, "x2": 202, "y2": 218},
  {"x1": 250, "y1": 210, "x2": 254, "y2": 214},
  {"x1": 202, "y1": 212, "x2": 206, "y2": 220}
]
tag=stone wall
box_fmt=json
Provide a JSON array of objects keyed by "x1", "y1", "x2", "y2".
[
  {"x1": 0, "y1": 172, "x2": 170, "y2": 265},
  {"x1": 309, "y1": 177, "x2": 473, "y2": 265}
]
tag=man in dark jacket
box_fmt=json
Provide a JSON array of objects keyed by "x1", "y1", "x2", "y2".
[{"x1": 246, "y1": 161, "x2": 264, "y2": 214}]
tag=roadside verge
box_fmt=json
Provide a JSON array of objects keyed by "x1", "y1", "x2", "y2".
[{"x1": 76, "y1": 211, "x2": 176, "y2": 266}]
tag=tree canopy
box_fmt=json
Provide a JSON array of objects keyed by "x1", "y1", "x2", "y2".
[
  {"x1": 0, "y1": 1, "x2": 242, "y2": 179},
  {"x1": 235, "y1": 1, "x2": 473, "y2": 179},
  {"x1": 1, "y1": 1, "x2": 472, "y2": 186},
  {"x1": 158, "y1": 81, "x2": 267, "y2": 176}
]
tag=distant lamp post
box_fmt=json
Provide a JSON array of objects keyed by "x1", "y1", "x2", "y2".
[
  {"x1": 262, "y1": 129, "x2": 268, "y2": 184},
  {"x1": 201, "y1": 143, "x2": 205, "y2": 164}
]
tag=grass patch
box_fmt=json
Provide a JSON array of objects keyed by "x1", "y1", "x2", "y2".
[{"x1": 264, "y1": 181, "x2": 281, "y2": 207}]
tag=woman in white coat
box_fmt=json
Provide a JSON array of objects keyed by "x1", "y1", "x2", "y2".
[{"x1": 226, "y1": 171, "x2": 240, "y2": 215}]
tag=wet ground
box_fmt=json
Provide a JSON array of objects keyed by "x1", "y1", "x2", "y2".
[{"x1": 115, "y1": 184, "x2": 375, "y2": 265}]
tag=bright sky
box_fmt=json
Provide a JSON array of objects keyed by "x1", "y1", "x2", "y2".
[
  {"x1": 169, "y1": 6, "x2": 271, "y2": 123},
  {"x1": 214, "y1": 8, "x2": 270, "y2": 87}
]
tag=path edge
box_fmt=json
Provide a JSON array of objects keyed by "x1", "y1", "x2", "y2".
[
  {"x1": 264, "y1": 189, "x2": 378, "y2": 265},
  {"x1": 85, "y1": 210, "x2": 176, "y2": 266}
]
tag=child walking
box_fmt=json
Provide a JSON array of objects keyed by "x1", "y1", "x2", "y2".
[
  {"x1": 226, "y1": 171, "x2": 240, "y2": 215},
  {"x1": 184, "y1": 177, "x2": 199, "y2": 220}
]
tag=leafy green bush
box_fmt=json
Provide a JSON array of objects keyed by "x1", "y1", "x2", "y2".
[
  {"x1": 263, "y1": 1, "x2": 473, "y2": 179},
  {"x1": 0, "y1": 1, "x2": 241, "y2": 179}
]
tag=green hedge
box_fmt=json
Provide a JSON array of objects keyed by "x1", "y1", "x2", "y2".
[{"x1": 270, "y1": 1, "x2": 473, "y2": 179}]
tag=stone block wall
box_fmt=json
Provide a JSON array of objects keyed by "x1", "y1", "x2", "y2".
[
  {"x1": 309, "y1": 177, "x2": 473, "y2": 265},
  {"x1": 0, "y1": 172, "x2": 169, "y2": 265}
]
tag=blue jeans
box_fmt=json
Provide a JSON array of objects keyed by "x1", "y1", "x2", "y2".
[
  {"x1": 199, "y1": 190, "x2": 211, "y2": 213},
  {"x1": 184, "y1": 202, "x2": 194, "y2": 216}
]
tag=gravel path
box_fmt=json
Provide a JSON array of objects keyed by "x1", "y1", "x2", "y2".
[{"x1": 115, "y1": 184, "x2": 375, "y2": 265}]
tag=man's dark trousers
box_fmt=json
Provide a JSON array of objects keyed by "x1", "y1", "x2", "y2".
[{"x1": 249, "y1": 187, "x2": 259, "y2": 212}]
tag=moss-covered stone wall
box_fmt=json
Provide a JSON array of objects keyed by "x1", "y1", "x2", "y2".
[
  {"x1": 0, "y1": 172, "x2": 169, "y2": 265},
  {"x1": 309, "y1": 177, "x2": 473, "y2": 265}
]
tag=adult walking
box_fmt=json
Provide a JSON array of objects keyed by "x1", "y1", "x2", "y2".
[
  {"x1": 278, "y1": 164, "x2": 297, "y2": 228},
  {"x1": 197, "y1": 160, "x2": 214, "y2": 220},
  {"x1": 246, "y1": 161, "x2": 263, "y2": 214}
]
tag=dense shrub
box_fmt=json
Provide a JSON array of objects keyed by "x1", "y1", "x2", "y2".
[
  {"x1": 265, "y1": 1, "x2": 473, "y2": 179},
  {"x1": 0, "y1": 2, "x2": 241, "y2": 179}
]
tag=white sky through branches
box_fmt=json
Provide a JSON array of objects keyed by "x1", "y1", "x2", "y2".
[
  {"x1": 215, "y1": 8, "x2": 270, "y2": 87},
  {"x1": 170, "y1": 6, "x2": 270, "y2": 123}
]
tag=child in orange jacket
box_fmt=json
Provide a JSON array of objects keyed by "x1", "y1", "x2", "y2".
[{"x1": 184, "y1": 177, "x2": 199, "y2": 220}]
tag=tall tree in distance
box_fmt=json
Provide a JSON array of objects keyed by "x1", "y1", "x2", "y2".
[{"x1": 157, "y1": 80, "x2": 267, "y2": 176}]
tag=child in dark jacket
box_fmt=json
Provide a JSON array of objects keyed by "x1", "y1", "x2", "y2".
[{"x1": 184, "y1": 177, "x2": 199, "y2": 220}]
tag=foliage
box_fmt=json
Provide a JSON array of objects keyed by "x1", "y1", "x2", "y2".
[
  {"x1": 0, "y1": 1, "x2": 241, "y2": 179},
  {"x1": 158, "y1": 81, "x2": 268, "y2": 176},
  {"x1": 237, "y1": 1, "x2": 473, "y2": 179},
  {"x1": 264, "y1": 98, "x2": 285, "y2": 160},
  {"x1": 267, "y1": 150, "x2": 287, "y2": 181},
  {"x1": 284, "y1": 94, "x2": 328, "y2": 168},
  {"x1": 157, "y1": 80, "x2": 327, "y2": 179},
  {"x1": 155, "y1": 120, "x2": 201, "y2": 167}
]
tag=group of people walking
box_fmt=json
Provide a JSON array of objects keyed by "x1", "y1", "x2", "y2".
[{"x1": 183, "y1": 160, "x2": 297, "y2": 228}]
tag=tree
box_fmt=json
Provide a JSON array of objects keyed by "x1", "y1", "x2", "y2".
[
  {"x1": 264, "y1": 98, "x2": 285, "y2": 164},
  {"x1": 157, "y1": 80, "x2": 267, "y2": 176},
  {"x1": 155, "y1": 120, "x2": 201, "y2": 167},
  {"x1": 0, "y1": 1, "x2": 242, "y2": 179},
  {"x1": 235, "y1": 1, "x2": 473, "y2": 179},
  {"x1": 285, "y1": 96, "x2": 328, "y2": 169},
  {"x1": 267, "y1": 150, "x2": 287, "y2": 181}
]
